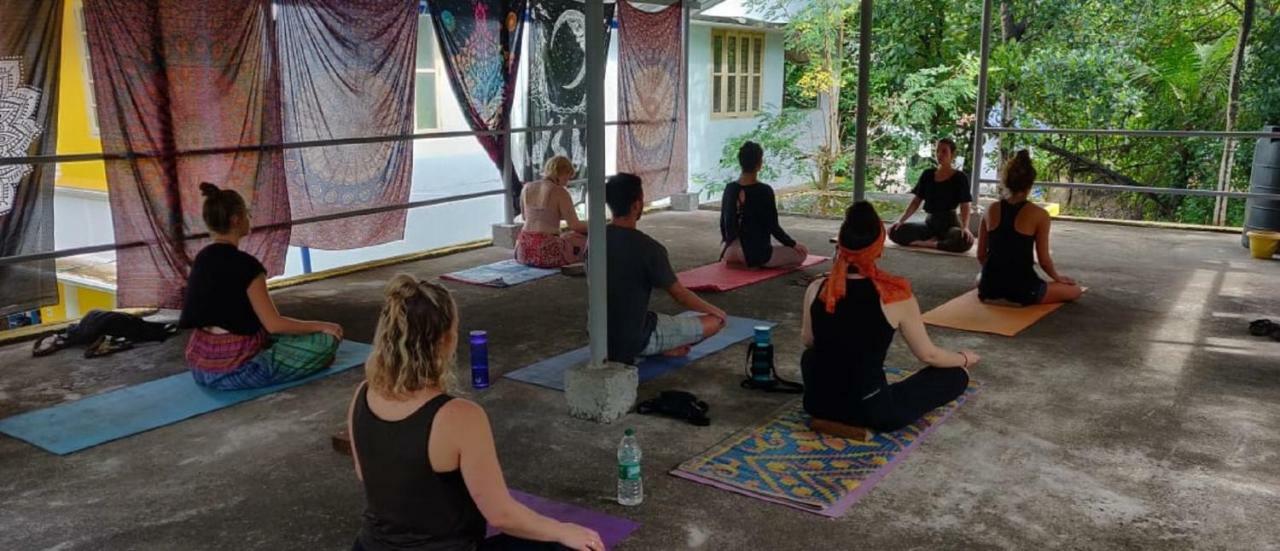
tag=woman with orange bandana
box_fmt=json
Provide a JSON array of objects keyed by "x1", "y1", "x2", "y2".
[{"x1": 800, "y1": 201, "x2": 978, "y2": 432}]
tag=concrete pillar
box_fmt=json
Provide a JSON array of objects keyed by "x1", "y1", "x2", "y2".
[
  {"x1": 566, "y1": 0, "x2": 635, "y2": 423},
  {"x1": 670, "y1": 192, "x2": 700, "y2": 211},
  {"x1": 491, "y1": 223, "x2": 521, "y2": 249}
]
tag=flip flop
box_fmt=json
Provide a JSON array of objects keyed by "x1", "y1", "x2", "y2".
[
  {"x1": 32, "y1": 333, "x2": 68, "y2": 358},
  {"x1": 1249, "y1": 319, "x2": 1276, "y2": 337},
  {"x1": 84, "y1": 335, "x2": 135, "y2": 359}
]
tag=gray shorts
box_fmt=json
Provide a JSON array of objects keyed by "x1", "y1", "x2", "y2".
[{"x1": 639, "y1": 313, "x2": 705, "y2": 356}]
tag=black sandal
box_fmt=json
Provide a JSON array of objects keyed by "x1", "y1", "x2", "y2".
[
  {"x1": 32, "y1": 333, "x2": 68, "y2": 357},
  {"x1": 637, "y1": 390, "x2": 711, "y2": 427},
  {"x1": 1249, "y1": 319, "x2": 1277, "y2": 337},
  {"x1": 84, "y1": 335, "x2": 134, "y2": 359}
]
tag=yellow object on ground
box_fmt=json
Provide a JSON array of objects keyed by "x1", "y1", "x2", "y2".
[
  {"x1": 1247, "y1": 230, "x2": 1280, "y2": 259},
  {"x1": 1036, "y1": 202, "x2": 1061, "y2": 217}
]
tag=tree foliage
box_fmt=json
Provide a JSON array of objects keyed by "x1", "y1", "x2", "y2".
[{"x1": 733, "y1": 0, "x2": 1280, "y2": 225}]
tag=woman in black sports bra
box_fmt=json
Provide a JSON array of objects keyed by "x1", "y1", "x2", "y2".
[
  {"x1": 347, "y1": 275, "x2": 602, "y2": 551},
  {"x1": 977, "y1": 150, "x2": 1083, "y2": 305}
]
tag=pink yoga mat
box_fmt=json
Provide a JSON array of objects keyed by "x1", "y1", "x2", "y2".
[
  {"x1": 677, "y1": 256, "x2": 829, "y2": 292},
  {"x1": 486, "y1": 491, "x2": 640, "y2": 548}
]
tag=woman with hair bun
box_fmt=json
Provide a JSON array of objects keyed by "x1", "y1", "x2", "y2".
[
  {"x1": 977, "y1": 150, "x2": 1083, "y2": 305},
  {"x1": 347, "y1": 275, "x2": 603, "y2": 551},
  {"x1": 178, "y1": 183, "x2": 343, "y2": 389}
]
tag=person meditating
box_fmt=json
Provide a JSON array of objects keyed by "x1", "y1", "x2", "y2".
[
  {"x1": 977, "y1": 150, "x2": 1083, "y2": 305},
  {"x1": 515, "y1": 156, "x2": 588, "y2": 268},
  {"x1": 605, "y1": 173, "x2": 727, "y2": 364},
  {"x1": 801, "y1": 201, "x2": 976, "y2": 432},
  {"x1": 719, "y1": 141, "x2": 808, "y2": 268},
  {"x1": 889, "y1": 138, "x2": 975, "y2": 253},
  {"x1": 347, "y1": 275, "x2": 603, "y2": 551},
  {"x1": 180, "y1": 183, "x2": 342, "y2": 390}
]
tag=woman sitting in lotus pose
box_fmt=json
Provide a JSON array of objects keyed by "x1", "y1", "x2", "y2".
[
  {"x1": 801, "y1": 201, "x2": 977, "y2": 432},
  {"x1": 179, "y1": 183, "x2": 342, "y2": 390},
  {"x1": 347, "y1": 275, "x2": 603, "y2": 551},
  {"x1": 515, "y1": 155, "x2": 588, "y2": 268},
  {"x1": 977, "y1": 150, "x2": 1083, "y2": 305}
]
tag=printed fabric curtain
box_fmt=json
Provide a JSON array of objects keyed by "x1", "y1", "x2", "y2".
[
  {"x1": 0, "y1": 0, "x2": 62, "y2": 316},
  {"x1": 525, "y1": 0, "x2": 614, "y2": 182},
  {"x1": 617, "y1": 0, "x2": 687, "y2": 203},
  {"x1": 84, "y1": 0, "x2": 291, "y2": 308},
  {"x1": 426, "y1": 0, "x2": 527, "y2": 214},
  {"x1": 277, "y1": 0, "x2": 417, "y2": 250}
]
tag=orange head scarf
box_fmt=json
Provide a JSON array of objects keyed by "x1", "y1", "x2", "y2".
[{"x1": 823, "y1": 226, "x2": 913, "y2": 313}]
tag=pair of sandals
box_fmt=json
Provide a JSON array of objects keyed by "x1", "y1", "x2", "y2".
[
  {"x1": 33, "y1": 333, "x2": 141, "y2": 359},
  {"x1": 637, "y1": 390, "x2": 711, "y2": 427},
  {"x1": 1248, "y1": 319, "x2": 1280, "y2": 341}
]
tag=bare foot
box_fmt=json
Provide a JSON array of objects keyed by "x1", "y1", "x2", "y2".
[
  {"x1": 662, "y1": 345, "x2": 692, "y2": 357},
  {"x1": 910, "y1": 239, "x2": 939, "y2": 249}
]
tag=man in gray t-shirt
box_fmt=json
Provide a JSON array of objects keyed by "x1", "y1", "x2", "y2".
[{"x1": 599, "y1": 173, "x2": 727, "y2": 365}]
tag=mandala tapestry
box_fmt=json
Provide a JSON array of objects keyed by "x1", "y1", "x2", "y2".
[{"x1": 616, "y1": 0, "x2": 686, "y2": 202}]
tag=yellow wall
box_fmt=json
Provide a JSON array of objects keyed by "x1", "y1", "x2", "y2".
[
  {"x1": 38, "y1": 284, "x2": 67, "y2": 323},
  {"x1": 37, "y1": 283, "x2": 117, "y2": 324},
  {"x1": 55, "y1": 0, "x2": 108, "y2": 192}
]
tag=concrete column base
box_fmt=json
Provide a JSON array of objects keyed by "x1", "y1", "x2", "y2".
[
  {"x1": 491, "y1": 223, "x2": 521, "y2": 249},
  {"x1": 670, "y1": 192, "x2": 700, "y2": 212},
  {"x1": 565, "y1": 361, "x2": 638, "y2": 423}
]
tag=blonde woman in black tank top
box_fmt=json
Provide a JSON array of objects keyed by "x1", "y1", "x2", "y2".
[{"x1": 347, "y1": 275, "x2": 602, "y2": 551}]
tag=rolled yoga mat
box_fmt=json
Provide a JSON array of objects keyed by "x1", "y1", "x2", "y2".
[
  {"x1": 489, "y1": 491, "x2": 640, "y2": 548},
  {"x1": 504, "y1": 316, "x2": 775, "y2": 391},
  {"x1": 671, "y1": 367, "x2": 980, "y2": 518},
  {"x1": 0, "y1": 341, "x2": 372, "y2": 455},
  {"x1": 921, "y1": 288, "x2": 1071, "y2": 336},
  {"x1": 677, "y1": 256, "x2": 828, "y2": 292},
  {"x1": 441, "y1": 259, "x2": 559, "y2": 288}
]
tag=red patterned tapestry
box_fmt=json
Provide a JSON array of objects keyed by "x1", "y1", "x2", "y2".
[
  {"x1": 84, "y1": 0, "x2": 290, "y2": 308},
  {"x1": 427, "y1": 0, "x2": 527, "y2": 214},
  {"x1": 0, "y1": 0, "x2": 61, "y2": 316},
  {"x1": 617, "y1": 1, "x2": 686, "y2": 202},
  {"x1": 277, "y1": 0, "x2": 417, "y2": 250}
]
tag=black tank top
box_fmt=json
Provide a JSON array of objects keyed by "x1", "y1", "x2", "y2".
[
  {"x1": 981, "y1": 200, "x2": 1039, "y2": 288},
  {"x1": 800, "y1": 278, "x2": 896, "y2": 423},
  {"x1": 353, "y1": 386, "x2": 485, "y2": 551}
]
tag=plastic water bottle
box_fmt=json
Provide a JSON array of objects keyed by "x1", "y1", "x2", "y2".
[
  {"x1": 469, "y1": 331, "x2": 490, "y2": 389},
  {"x1": 617, "y1": 428, "x2": 643, "y2": 506}
]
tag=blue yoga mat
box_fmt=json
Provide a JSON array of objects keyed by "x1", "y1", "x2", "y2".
[
  {"x1": 505, "y1": 316, "x2": 774, "y2": 391},
  {"x1": 0, "y1": 340, "x2": 372, "y2": 455},
  {"x1": 441, "y1": 259, "x2": 558, "y2": 288}
]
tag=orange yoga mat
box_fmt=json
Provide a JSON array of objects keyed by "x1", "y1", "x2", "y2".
[
  {"x1": 678, "y1": 256, "x2": 829, "y2": 292},
  {"x1": 922, "y1": 289, "x2": 1064, "y2": 336}
]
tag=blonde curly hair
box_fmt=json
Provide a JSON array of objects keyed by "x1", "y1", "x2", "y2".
[
  {"x1": 542, "y1": 155, "x2": 575, "y2": 182},
  {"x1": 366, "y1": 274, "x2": 458, "y2": 398}
]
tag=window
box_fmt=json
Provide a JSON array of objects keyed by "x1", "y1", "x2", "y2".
[
  {"x1": 74, "y1": 1, "x2": 100, "y2": 136},
  {"x1": 711, "y1": 29, "x2": 764, "y2": 118},
  {"x1": 415, "y1": 14, "x2": 439, "y2": 131}
]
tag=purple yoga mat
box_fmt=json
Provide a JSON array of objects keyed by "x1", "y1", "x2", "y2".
[{"x1": 485, "y1": 490, "x2": 640, "y2": 548}]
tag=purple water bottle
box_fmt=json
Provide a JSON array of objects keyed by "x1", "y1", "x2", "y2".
[{"x1": 469, "y1": 330, "x2": 490, "y2": 389}]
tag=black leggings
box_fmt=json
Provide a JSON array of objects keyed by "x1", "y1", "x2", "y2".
[
  {"x1": 889, "y1": 213, "x2": 973, "y2": 253},
  {"x1": 828, "y1": 367, "x2": 970, "y2": 433}
]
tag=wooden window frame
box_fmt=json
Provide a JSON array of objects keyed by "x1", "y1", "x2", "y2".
[{"x1": 710, "y1": 28, "x2": 765, "y2": 119}]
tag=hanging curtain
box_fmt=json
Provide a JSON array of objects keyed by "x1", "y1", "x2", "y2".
[
  {"x1": 427, "y1": 0, "x2": 527, "y2": 214},
  {"x1": 84, "y1": 0, "x2": 290, "y2": 308},
  {"x1": 617, "y1": 0, "x2": 686, "y2": 202},
  {"x1": 525, "y1": 0, "x2": 614, "y2": 182},
  {"x1": 0, "y1": 0, "x2": 62, "y2": 317},
  {"x1": 277, "y1": 0, "x2": 417, "y2": 250}
]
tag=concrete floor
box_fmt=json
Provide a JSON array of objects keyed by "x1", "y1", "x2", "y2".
[{"x1": 2, "y1": 210, "x2": 1278, "y2": 550}]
